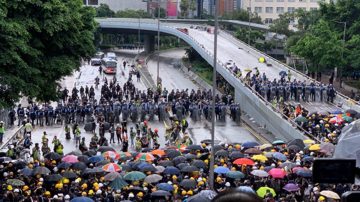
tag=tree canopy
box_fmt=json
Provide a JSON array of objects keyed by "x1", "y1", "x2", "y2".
[
  {"x1": 96, "y1": 3, "x2": 115, "y2": 17},
  {"x1": 222, "y1": 9, "x2": 262, "y2": 24},
  {"x1": 0, "y1": 0, "x2": 97, "y2": 107}
]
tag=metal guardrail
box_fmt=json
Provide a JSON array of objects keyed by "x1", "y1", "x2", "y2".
[{"x1": 1, "y1": 126, "x2": 25, "y2": 150}]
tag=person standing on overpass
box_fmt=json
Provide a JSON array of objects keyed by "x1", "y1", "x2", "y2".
[{"x1": 0, "y1": 121, "x2": 4, "y2": 144}]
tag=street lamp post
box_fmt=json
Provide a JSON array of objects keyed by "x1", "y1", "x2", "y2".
[
  {"x1": 209, "y1": 0, "x2": 218, "y2": 191},
  {"x1": 157, "y1": 0, "x2": 161, "y2": 86},
  {"x1": 333, "y1": 20, "x2": 346, "y2": 86},
  {"x1": 138, "y1": 17, "x2": 141, "y2": 54},
  {"x1": 248, "y1": 0, "x2": 251, "y2": 45}
]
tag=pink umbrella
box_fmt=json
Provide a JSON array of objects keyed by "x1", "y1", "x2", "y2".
[
  {"x1": 62, "y1": 155, "x2": 79, "y2": 163},
  {"x1": 292, "y1": 167, "x2": 305, "y2": 173},
  {"x1": 329, "y1": 116, "x2": 343, "y2": 124},
  {"x1": 268, "y1": 168, "x2": 286, "y2": 179}
]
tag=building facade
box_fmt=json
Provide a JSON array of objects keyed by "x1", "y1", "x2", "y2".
[
  {"x1": 83, "y1": 0, "x2": 148, "y2": 12},
  {"x1": 241, "y1": 0, "x2": 328, "y2": 23}
]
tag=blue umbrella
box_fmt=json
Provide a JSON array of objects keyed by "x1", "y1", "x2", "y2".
[
  {"x1": 214, "y1": 166, "x2": 230, "y2": 174},
  {"x1": 70, "y1": 197, "x2": 94, "y2": 202},
  {"x1": 237, "y1": 186, "x2": 255, "y2": 194},
  {"x1": 88, "y1": 155, "x2": 104, "y2": 163},
  {"x1": 20, "y1": 168, "x2": 33, "y2": 176},
  {"x1": 57, "y1": 162, "x2": 71, "y2": 169},
  {"x1": 272, "y1": 152, "x2": 287, "y2": 161},
  {"x1": 272, "y1": 140, "x2": 285, "y2": 145},
  {"x1": 132, "y1": 161, "x2": 149, "y2": 170},
  {"x1": 296, "y1": 170, "x2": 312, "y2": 178},
  {"x1": 163, "y1": 166, "x2": 180, "y2": 175},
  {"x1": 332, "y1": 110, "x2": 343, "y2": 114},
  {"x1": 242, "y1": 141, "x2": 259, "y2": 148},
  {"x1": 157, "y1": 183, "x2": 174, "y2": 191}
]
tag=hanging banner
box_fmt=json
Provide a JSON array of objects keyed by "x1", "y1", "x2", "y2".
[{"x1": 167, "y1": 0, "x2": 178, "y2": 18}]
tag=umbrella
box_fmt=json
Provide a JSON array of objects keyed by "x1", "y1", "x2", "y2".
[
  {"x1": 96, "y1": 159, "x2": 110, "y2": 167},
  {"x1": 119, "y1": 152, "x2": 132, "y2": 160},
  {"x1": 82, "y1": 167, "x2": 104, "y2": 175},
  {"x1": 268, "y1": 168, "x2": 287, "y2": 179},
  {"x1": 103, "y1": 163, "x2": 121, "y2": 172},
  {"x1": 288, "y1": 139, "x2": 305, "y2": 149},
  {"x1": 229, "y1": 151, "x2": 244, "y2": 160},
  {"x1": 77, "y1": 155, "x2": 89, "y2": 163},
  {"x1": 264, "y1": 152, "x2": 275, "y2": 158},
  {"x1": 329, "y1": 116, "x2": 343, "y2": 124},
  {"x1": 259, "y1": 144, "x2": 272, "y2": 150},
  {"x1": 320, "y1": 190, "x2": 340, "y2": 199},
  {"x1": 272, "y1": 140, "x2": 285, "y2": 145},
  {"x1": 187, "y1": 190, "x2": 217, "y2": 202},
  {"x1": 296, "y1": 169, "x2": 312, "y2": 177},
  {"x1": 157, "y1": 183, "x2": 174, "y2": 191},
  {"x1": 136, "y1": 153, "x2": 155, "y2": 162},
  {"x1": 242, "y1": 141, "x2": 259, "y2": 148},
  {"x1": 45, "y1": 174, "x2": 63, "y2": 182},
  {"x1": 292, "y1": 167, "x2": 305, "y2": 173},
  {"x1": 6, "y1": 179, "x2": 25, "y2": 186},
  {"x1": 177, "y1": 162, "x2": 190, "y2": 170},
  {"x1": 97, "y1": 146, "x2": 115, "y2": 152},
  {"x1": 181, "y1": 165, "x2": 199, "y2": 173},
  {"x1": 211, "y1": 145, "x2": 224, "y2": 153},
  {"x1": 104, "y1": 172, "x2": 121, "y2": 181},
  {"x1": 237, "y1": 186, "x2": 255, "y2": 194},
  {"x1": 288, "y1": 145, "x2": 301, "y2": 153},
  {"x1": 214, "y1": 166, "x2": 230, "y2": 174},
  {"x1": 140, "y1": 164, "x2": 157, "y2": 172},
  {"x1": 215, "y1": 149, "x2": 228, "y2": 158},
  {"x1": 132, "y1": 161, "x2": 149, "y2": 170},
  {"x1": 158, "y1": 160, "x2": 174, "y2": 167},
  {"x1": 62, "y1": 171, "x2": 77, "y2": 179},
  {"x1": 32, "y1": 166, "x2": 51, "y2": 175},
  {"x1": 309, "y1": 144, "x2": 321, "y2": 151},
  {"x1": 251, "y1": 170, "x2": 269, "y2": 177},
  {"x1": 346, "y1": 109, "x2": 358, "y2": 117},
  {"x1": 264, "y1": 166, "x2": 275, "y2": 172},
  {"x1": 320, "y1": 142, "x2": 335, "y2": 156},
  {"x1": 21, "y1": 167, "x2": 33, "y2": 176},
  {"x1": 144, "y1": 174, "x2": 163, "y2": 183},
  {"x1": 151, "y1": 190, "x2": 171, "y2": 197},
  {"x1": 57, "y1": 162, "x2": 71, "y2": 169},
  {"x1": 127, "y1": 186, "x2": 144, "y2": 192},
  {"x1": 283, "y1": 183, "x2": 300, "y2": 192},
  {"x1": 44, "y1": 152, "x2": 62, "y2": 160},
  {"x1": 257, "y1": 187, "x2": 276, "y2": 198},
  {"x1": 109, "y1": 176, "x2": 128, "y2": 190},
  {"x1": 180, "y1": 179, "x2": 197, "y2": 189},
  {"x1": 303, "y1": 139, "x2": 315, "y2": 144},
  {"x1": 0, "y1": 157, "x2": 12, "y2": 163},
  {"x1": 62, "y1": 155, "x2": 79, "y2": 163},
  {"x1": 295, "y1": 116, "x2": 308, "y2": 123},
  {"x1": 199, "y1": 153, "x2": 210, "y2": 160},
  {"x1": 103, "y1": 151, "x2": 120, "y2": 160},
  {"x1": 166, "y1": 150, "x2": 182, "y2": 159},
  {"x1": 13, "y1": 160, "x2": 27, "y2": 169},
  {"x1": 186, "y1": 144, "x2": 203, "y2": 151},
  {"x1": 163, "y1": 166, "x2": 180, "y2": 175},
  {"x1": 155, "y1": 166, "x2": 165, "y2": 173},
  {"x1": 83, "y1": 150, "x2": 96, "y2": 156},
  {"x1": 88, "y1": 155, "x2": 104, "y2": 163},
  {"x1": 302, "y1": 156, "x2": 314, "y2": 163},
  {"x1": 123, "y1": 171, "x2": 146, "y2": 181},
  {"x1": 279, "y1": 162, "x2": 298, "y2": 170},
  {"x1": 331, "y1": 110, "x2": 343, "y2": 115},
  {"x1": 191, "y1": 160, "x2": 207, "y2": 169},
  {"x1": 244, "y1": 68, "x2": 252, "y2": 72},
  {"x1": 70, "y1": 197, "x2": 94, "y2": 202},
  {"x1": 243, "y1": 147, "x2": 261, "y2": 154},
  {"x1": 71, "y1": 162, "x2": 87, "y2": 170},
  {"x1": 279, "y1": 70, "x2": 287, "y2": 76},
  {"x1": 120, "y1": 164, "x2": 132, "y2": 172},
  {"x1": 151, "y1": 149, "x2": 166, "y2": 157},
  {"x1": 173, "y1": 156, "x2": 187, "y2": 165},
  {"x1": 233, "y1": 158, "x2": 255, "y2": 166},
  {"x1": 272, "y1": 152, "x2": 287, "y2": 161},
  {"x1": 67, "y1": 151, "x2": 81, "y2": 156},
  {"x1": 343, "y1": 115, "x2": 353, "y2": 122},
  {"x1": 185, "y1": 153, "x2": 197, "y2": 160},
  {"x1": 252, "y1": 155, "x2": 268, "y2": 162},
  {"x1": 226, "y1": 171, "x2": 245, "y2": 179}
]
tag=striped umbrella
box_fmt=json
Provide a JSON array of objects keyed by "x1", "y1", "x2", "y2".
[
  {"x1": 103, "y1": 151, "x2": 120, "y2": 160},
  {"x1": 102, "y1": 163, "x2": 122, "y2": 172},
  {"x1": 136, "y1": 153, "x2": 155, "y2": 162},
  {"x1": 119, "y1": 152, "x2": 132, "y2": 160},
  {"x1": 151, "y1": 149, "x2": 166, "y2": 157}
]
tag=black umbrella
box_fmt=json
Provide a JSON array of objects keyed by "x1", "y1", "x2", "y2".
[
  {"x1": 140, "y1": 165, "x2": 157, "y2": 172},
  {"x1": 199, "y1": 153, "x2": 209, "y2": 160},
  {"x1": 151, "y1": 190, "x2": 171, "y2": 197},
  {"x1": 0, "y1": 157, "x2": 12, "y2": 163},
  {"x1": 95, "y1": 160, "x2": 110, "y2": 167},
  {"x1": 83, "y1": 150, "x2": 97, "y2": 156},
  {"x1": 185, "y1": 153, "x2": 197, "y2": 160},
  {"x1": 127, "y1": 186, "x2": 145, "y2": 193},
  {"x1": 167, "y1": 150, "x2": 182, "y2": 159},
  {"x1": 44, "y1": 152, "x2": 62, "y2": 160},
  {"x1": 13, "y1": 160, "x2": 27, "y2": 169},
  {"x1": 173, "y1": 156, "x2": 187, "y2": 165},
  {"x1": 288, "y1": 145, "x2": 301, "y2": 153},
  {"x1": 191, "y1": 160, "x2": 207, "y2": 169},
  {"x1": 158, "y1": 160, "x2": 174, "y2": 167},
  {"x1": 287, "y1": 139, "x2": 305, "y2": 150},
  {"x1": 211, "y1": 145, "x2": 224, "y2": 153},
  {"x1": 98, "y1": 146, "x2": 115, "y2": 152},
  {"x1": 181, "y1": 165, "x2": 199, "y2": 173},
  {"x1": 57, "y1": 162, "x2": 71, "y2": 169},
  {"x1": 215, "y1": 149, "x2": 228, "y2": 158},
  {"x1": 120, "y1": 164, "x2": 133, "y2": 172},
  {"x1": 62, "y1": 171, "x2": 78, "y2": 179},
  {"x1": 186, "y1": 145, "x2": 203, "y2": 151},
  {"x1": 45, "y1": 174, "x2": 62, "y2": 182},
  {"x1": 346, "y1": 109, "x2": 358, "y2": 116},
  {"x1": 82, "y1": 167, "x2": 104, "y2": 175},
  {"x1": 77, "y1": 155, "x2": 89, "y2": 163},
  {"x1": 67, "y1": 151, "x2": 82, "y2": 156},
  {"x1": 177, "y1": 163, "x2": 190, "y2": 170},
  {"x1": 32, "y1": 167, "x2": 51, "y2": 175},
  {"x1": 20, "y1": 168, "x2": 33, "y2": 176},
  {"x1": 163, "y1": 166, "x2": 180, "y2": 175},
  {"x1": 180, "y1": 179, "x2": 196, "y2": 189},
  {"x1": 229, "y1": 151, "x2": 244, "y2": 160},
  {"x1": 71, "y1": 162, "x2": 87, "y2": 170}
]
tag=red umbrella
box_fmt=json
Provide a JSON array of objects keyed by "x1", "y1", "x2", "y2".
[
  {"x1": 233, "y1": 158, "x2": 255, "y2": 166},
  {"x1": 268, "y1": 168, "x2": 286, "y2": 179}
]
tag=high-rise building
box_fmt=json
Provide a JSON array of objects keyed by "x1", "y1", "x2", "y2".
[
  {"x1": 241, "y1": 0, "x2": 329, "y2": 24},
  {"x1": 83, "y1": 0, "x2": 148, "y2": 12}
]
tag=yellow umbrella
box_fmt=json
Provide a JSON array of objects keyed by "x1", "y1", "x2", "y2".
[
  {"x1": 259, "y1": 144, "x2": 272, "y2": 150},
  {"x1": 303, "y1": 139, "x2": 315, "y2": 144},
  {"x1": 244, "y1": 68, "x2": 252, "y2": 72},
  {"x1": 309, "y1": 144, "x2": 320, "y2": 151},
  {"x1": 252, "y1": 155, "x2": 268, "y2": 163},
  {"x1": 258, "y1": 57, "x2": 265, "y2": 63}
]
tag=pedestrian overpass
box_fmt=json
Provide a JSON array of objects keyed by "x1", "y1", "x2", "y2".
[{"x1": 96, "y1": 18, "x2": 359, "y2": 142}]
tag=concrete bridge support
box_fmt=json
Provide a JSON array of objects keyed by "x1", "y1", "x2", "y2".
[{"x1": 144, "y1": 35, "x2": 155, "y2": 53}]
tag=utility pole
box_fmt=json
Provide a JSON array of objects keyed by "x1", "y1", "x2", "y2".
[
  {"x1": 248, "y1": 0, "x2": 251, "y2": 45},
  {"x1": 157, "y1": 0, "x2": 161, "y2": 85}
]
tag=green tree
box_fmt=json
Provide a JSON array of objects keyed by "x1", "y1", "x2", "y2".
[
  {"x1": 96, "y1": 3, "x2": 115, "y2": 17},
  {"x1": 235, "y1": 28, "x2": 265, "y2": 49},
  {"x1": 222, "y1": 9, "x2": 262, "y2": 24},
  {"x1": 269, "y1": 13, "x2": 294, "y2": 37},
  {"x1": 180, "y1": 0, "x2": 196, "y2": 18},
  {"x1": 154, "y1": 7, "x2": 166, "y2": 18},
  {"x1": 0, "y1": 0, "x2": 96, "y2": 107},
  {"x1": 115, "y1": 9, "x2": 151, "y2": 18}
]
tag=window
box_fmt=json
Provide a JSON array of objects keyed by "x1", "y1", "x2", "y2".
[
  {"x1": 277, "y1": 0, "x2": 284, "y2": 2},
  {"x1": 288, "y1": 0, "x2": 295, "y2": 2},
  {"x1": 310, "y1": 0, "x2": 318, "y2": 2},
  {"x1": 247, "y1": 7, "x2": 251, "y2": 12},
  {"x1": 83, "y1": 0, "x2": 87, "y2": 5},
  {"x1": 88, "y1": 0, "x2": 98, "y2": 5},
  {"x1": 299, "y1": 7, "x2": 306, "y2": 11},
  {"x1": 265, "y1": 7, "x2": 273, "y2": 13},
  {"x1": 299, "y1": 0, "x2": 306, "y2": 2},
  {"x1": 255, "y1": 7, "x2": 263, "y2": 13},
  {"x1": 266, "y1": 0, "x2": 273, "y2": 2},
  {"x1": 310, "y1": 7, "x2": 318, "y2": 11},
  {"x1": 265, "y1": 18, "x2": 273, "y2": 24},
  {"x1": 276, "y1": 7, "x2": 284, "y2": 13},
  {"x1": 287, "y1": 7, "x2": 295, "y2": 13},
  {"x1": 255, "y1": 0, "x2": 263, "y2": 2}
]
